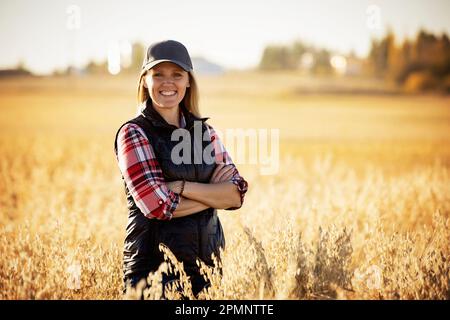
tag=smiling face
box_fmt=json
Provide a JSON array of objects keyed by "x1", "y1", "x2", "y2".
[{"x1": 143, "y1": 62, "x2": 190, "y2": 110}]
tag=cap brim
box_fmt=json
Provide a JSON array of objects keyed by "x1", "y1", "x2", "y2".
[{"x1": 142, "y1": 59, "x2": 192, "y2": 72}]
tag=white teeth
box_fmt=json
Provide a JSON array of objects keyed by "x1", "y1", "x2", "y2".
[{"x1": 160, "y1": 91, "x2": 176, "y2": 96}]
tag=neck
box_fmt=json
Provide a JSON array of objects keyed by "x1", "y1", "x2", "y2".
[{"x1": 152, "y1": 102, "x2": 180, "y2": 128}]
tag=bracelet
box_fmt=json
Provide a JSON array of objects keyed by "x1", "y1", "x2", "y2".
[{"x1": 179, "y1": 179, "x2": 186, "y2": 196}]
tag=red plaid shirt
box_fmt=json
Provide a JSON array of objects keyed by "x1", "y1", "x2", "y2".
[{"x1": 115, "y1": 111, "x2": 248, "y2": 220}]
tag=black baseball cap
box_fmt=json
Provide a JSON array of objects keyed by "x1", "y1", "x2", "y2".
[{"x1": 142, "y1": 40, "x2": 193, "y2": 72}]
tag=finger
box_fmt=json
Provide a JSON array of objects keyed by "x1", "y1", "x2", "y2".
[
  {"x1": 221, "y1": 166, "x2": 238, "y2": 181},
  {"x1": 218, "y1": 171, "x2": 234, "y2": 182},
  {"x1": 210, "y1": 166, "x2": 229, "y2": 183},
  {"x1": 215, "y1": 165, "x2": 235, "y2": 182},
  {"x1": 165, "y1": 182, "x2": 174, "y2": 191},
  {"x1": 210, "y1": 164, "x2": 233, "y2": 183},
  {"x1": 165, "y1": 180, "x2": 179, "y2": 191},
  {"x1": 210, "y1": 163, "x2": 225, "y2": 181},
  {"x1": 220, "y1": 167, "x2": 237, "y2": 182}
]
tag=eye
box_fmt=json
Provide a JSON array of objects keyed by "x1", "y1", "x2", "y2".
[
  {"x1": 174, "y1": 73, "x2": 183, "y2": 78},
  {"x1": 152, "y1": 73, "x2": 162, "y2": 77}
]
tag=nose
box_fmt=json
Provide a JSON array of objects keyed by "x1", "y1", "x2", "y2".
[
  {"x1": 160, "y1": 75, "x2": 175, "y2": 83},
  {"x1": 161, "y1": 80, "x2": 175, "y2": 88}
]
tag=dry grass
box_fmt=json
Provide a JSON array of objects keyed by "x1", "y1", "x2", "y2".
[{"x1": 0, "y1": 73, "x2": 449, "y2": 299}]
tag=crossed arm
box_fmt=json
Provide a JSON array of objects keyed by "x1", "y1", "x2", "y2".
[
  {"x1": 167, "y1": 164, "x2": 242, "y2": 218},
  {"x1": 116, "y1": 123, "x2": 247, "y2": 221}
]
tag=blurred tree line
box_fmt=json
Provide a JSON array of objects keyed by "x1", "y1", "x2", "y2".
[
  {"x1": 259, "y1": 29, "x2": 450, "y2": 92},
  {"x1": 259, "y1": 41, "x2": 334, "y2": 74},
  {"x1": 10, "y1": 29, "x2": 449, "y2": 93},
  {"x1": 368, "y1": 29, "x2": 450, "y2": 92}
]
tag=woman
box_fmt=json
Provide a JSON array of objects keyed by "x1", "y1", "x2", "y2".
[{"x1": 113, "y1": 40, "x2": 248, "y2": 298}]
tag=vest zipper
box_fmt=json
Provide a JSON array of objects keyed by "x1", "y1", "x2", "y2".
[
  {"x1": 188, "y1": 121, "x2": 199, "y2": 181},
  {"x1": 189, "y1": 120, "x2": 202, "y2": 261}
]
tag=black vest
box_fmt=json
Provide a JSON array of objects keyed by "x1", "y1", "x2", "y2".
[{"x1": 114, "y1": 101, "x2": 225, "y2": 285}]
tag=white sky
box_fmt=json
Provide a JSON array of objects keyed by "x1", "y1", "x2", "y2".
[{"x1": 1, "y1": 0, "x2": 449, "y2": 74}]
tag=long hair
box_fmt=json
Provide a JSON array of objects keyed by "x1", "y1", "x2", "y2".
[{"x1": 137, "y1": 69, "x2": 201, "y2": 118}]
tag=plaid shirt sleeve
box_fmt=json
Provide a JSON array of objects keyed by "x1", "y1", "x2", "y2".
[
  {"x1": 115, "y1": 123, "x2": 180, "y2": 220},
  {"x1": 207, "y1": 124, "x2": 249, "y2": 210}
]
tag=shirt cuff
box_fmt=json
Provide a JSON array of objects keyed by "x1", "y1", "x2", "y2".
[
  {"x1": 154, "y1": 190, "x2": 180, "y2": 220},
  {"x1": 225, "y1": 176, "x2": 248, "y2": 210}
]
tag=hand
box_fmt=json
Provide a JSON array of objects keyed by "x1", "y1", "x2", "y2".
[
  {"x1": 210, "y1": 164, "x2": 236, "y2": 184},
  {"x1": 166, "y1": 180, "x2": 183, "y2": 193}
]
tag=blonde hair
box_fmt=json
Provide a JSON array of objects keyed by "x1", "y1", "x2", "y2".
[{"x1": 137, "y1": 69, "x2": 201, "y2": 118}]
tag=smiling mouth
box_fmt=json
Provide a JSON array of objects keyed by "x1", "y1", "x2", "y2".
[{"x1": 159, "y1": 90, "x2": 177, "y2": 96}]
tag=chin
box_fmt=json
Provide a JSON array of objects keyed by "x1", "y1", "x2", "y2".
[{"x1": 154, "y1": 102, "x2": 179, "y2": 109}]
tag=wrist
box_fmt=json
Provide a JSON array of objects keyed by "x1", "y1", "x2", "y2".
[
  {"x1": 179, "y1": 179, "x2": 186, "y2": 196},
  {"x1": 181, "y1": 180, "x2": 195, "y2": 198}
]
